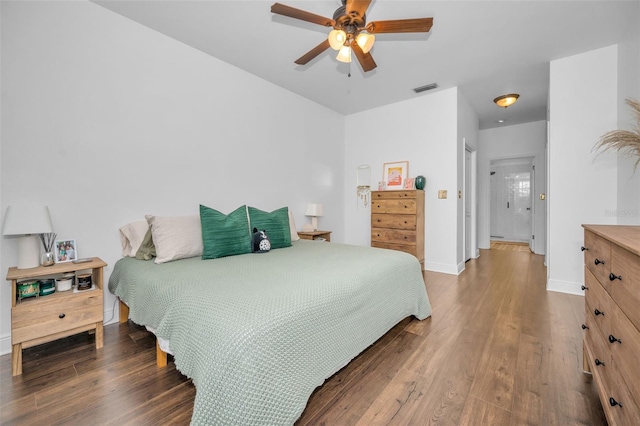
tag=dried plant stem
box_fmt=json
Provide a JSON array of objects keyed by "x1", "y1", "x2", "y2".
[{"x1": 593, "y1": 98, "x2": 640, "y2": 170}]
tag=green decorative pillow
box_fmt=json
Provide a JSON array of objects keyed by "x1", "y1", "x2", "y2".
[
  {"x1": 247, "y1": 206, "x2": 292, "y2": 249},
  {"x1": 200, "y1": 205, "x2": 252, "y2": 259},
  {"x1": 135, "y1": 226, "x2": 156, "y2": 261}
]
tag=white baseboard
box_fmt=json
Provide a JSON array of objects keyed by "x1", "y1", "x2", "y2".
[
  {"x1": 0, "y1": 332, "x2": 11, "y2": 356},
  {"x1": 425, "y1": 261, "x2": 460, "y2": 275},
  {"x1": 547, "y1": 278, "x2": 584, "y2": 296}
]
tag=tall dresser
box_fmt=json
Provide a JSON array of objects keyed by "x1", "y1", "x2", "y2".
[
  {"x1": 371, "y1": 190, "x2": 425, "y2": 270},
  {"x1": 582, "y1": 225, "x2": 640, "y2": 425}
]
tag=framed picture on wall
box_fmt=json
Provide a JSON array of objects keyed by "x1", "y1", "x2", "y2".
[
  {"x1": 55, "y1": 239, "x2": 77, "y2": 263},
  {"x1": 383, "y1": 161, "x2": 409, "y2": 190}
]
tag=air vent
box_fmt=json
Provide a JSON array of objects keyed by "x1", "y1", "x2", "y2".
[{"x1": 413, "y1": 83, "x2": 439, "y2": 93}]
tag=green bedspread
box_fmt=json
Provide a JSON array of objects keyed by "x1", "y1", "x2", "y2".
[{"x1": 108, "y1": 240, "x2": 431, "y2": 425}]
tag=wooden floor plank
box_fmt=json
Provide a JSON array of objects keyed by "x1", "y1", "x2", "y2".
[{"x1": 0, "y1": 248, "x2": 606, "y2": 425}]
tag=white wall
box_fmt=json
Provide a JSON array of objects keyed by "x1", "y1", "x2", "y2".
[
  {"x1": 0, "y1": 1, "x2": 345, "y2": 354},
  {"x1": 478, "y1": 121, "x2": 547, "y2": 254},
  {"x1": 615, "y1": 24, "x2": 640, "y2": 225},
  {"x1": 548, "y1": 45, "x2": 618, "y2": 295},
  {"x1": 344, "y1": 88, "x2": 459, "y2": 274}
]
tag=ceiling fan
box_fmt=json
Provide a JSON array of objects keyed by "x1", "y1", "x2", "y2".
[{"x1": 271, "y1": 0, "x2": 433, "y2": 72}]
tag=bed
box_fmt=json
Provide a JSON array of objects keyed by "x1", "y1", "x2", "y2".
[{"x1": 109, "y1": 239, "x2": 431, "y2": 425}]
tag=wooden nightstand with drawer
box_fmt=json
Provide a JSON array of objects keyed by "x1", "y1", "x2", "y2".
[
  {"x1": 7, "y1": 257, "x2": 107, "y2": 376},
  {"x1": 297, "y1": 231, "x2": 331, "y2": 242}
]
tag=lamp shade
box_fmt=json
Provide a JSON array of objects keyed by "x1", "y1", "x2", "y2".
[
  {"x1": 356, "y1": 32, "x2": 375, "y2": 53},
  {"x1": 336, "y1": 45, "x2": 352, "y2": 63},
  {"x1": 2, "y1": 205, "x2": 53, "y2": 235},
  {"x1": 305, "y1": 204, "x2": 324, "y2": 217},
  {"x1": 328, "y1": 29, "x2": 347, "y2": 50}
]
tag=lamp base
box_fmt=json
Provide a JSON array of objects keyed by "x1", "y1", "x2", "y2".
[{"x1": 17, "y1": 235, "x2": 41, "y2": 269}]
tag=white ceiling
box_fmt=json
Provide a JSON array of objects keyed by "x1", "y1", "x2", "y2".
[{"x1": 93, "y1": 1, "x2": 638, "y2": 129}]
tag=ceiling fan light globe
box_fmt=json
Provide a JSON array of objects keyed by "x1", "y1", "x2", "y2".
[
  {"x1": 356, "y1": 32, "x2": 375, "y2": 54},
  {"x1": 336, "y1": 45, "x2": 352, "y2": 63},
  {"x1": 328, "y1": 29, "x2": 347, "y2": 50}
]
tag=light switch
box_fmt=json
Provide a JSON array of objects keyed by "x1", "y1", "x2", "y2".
[{"x1": 438, "y1": 190, "x2": 447, "y2": 199}]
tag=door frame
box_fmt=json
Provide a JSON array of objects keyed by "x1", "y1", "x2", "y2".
[
  {"x1": 488, "y1": 152, "x2": 541, "y2": 253},
  {"x1": 464, "y1": 144, "x2": 478, "y2": 260}
]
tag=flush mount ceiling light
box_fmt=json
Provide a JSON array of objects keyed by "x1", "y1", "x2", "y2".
[
  {"x1": 271, "y1": 0, "x2": 433, "y2": 72},
  {"x1": 494, "y1": 94, "x2": 520, "y2": 108}
]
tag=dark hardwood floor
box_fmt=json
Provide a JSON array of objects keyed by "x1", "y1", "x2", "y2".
[{"x1": 1, "y1": 249, "x2": 606, "y2": 425}]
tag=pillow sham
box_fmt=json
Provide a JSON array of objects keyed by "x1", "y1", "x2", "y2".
[
  {"x1": 247, "y1": 206, "x2": 292, "y2": 249},
  {"x1": 134, "y1": 226, "x2": 156, "y2": 260},
  {"x1": 146, "y1": 214, "x2": 203, "y2": 264},
  {"x1": 119, "y1": 221, "x2": 149, "y2": 257},
  {"x1": 288, "y1": 209, "x2": 300, "y2": 242},
  {"x1": 200, "y1": 204, "x2": 252, "y2": 259}
]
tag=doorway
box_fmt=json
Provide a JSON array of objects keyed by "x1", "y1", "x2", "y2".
[{"x1": 490, "y1": 157, "x2": 534, "y2": 245}]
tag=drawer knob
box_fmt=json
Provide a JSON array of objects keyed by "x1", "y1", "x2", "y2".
[
  {"x1": 609, "y1": 397, "x2": 623, "y2": 408},
  {"x1": 594, "y1": 309, "x2": 604, "y2": 316},
  {"x1": 581, "y1": 246, "x2": 588, "y2": 251},
  {"x1": 581, "y1": 324, "x2": 589, "y2": 330},
  {"x1": 594, "y1": 258, "x2": 605, "y2": 265},
  {"x1": 609, "y1": 273, "x2": 622, "y2": 281},
  {"x1": 581, "y1": 285, "x2": 588, "y2": 291},
  {"x1": 595, "y1": 359, "x2": 605, "y2": 366},
  {"x1": 58, "y1": 313, "x2": 66, "y2": 319},
  {"x1": 608, "y1": 334, "x2": 622, "y2": 344}
]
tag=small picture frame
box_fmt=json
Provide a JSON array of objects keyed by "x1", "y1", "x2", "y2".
[
  {"x1": 383, "y1": 161, "x2": 409, "y2": 190},
  {"x1": 55, "y1": 239, "x2": 77, "y2": 263},
  {"x1": 404, "y1": 177, "x2": 415, "y2": 189}
]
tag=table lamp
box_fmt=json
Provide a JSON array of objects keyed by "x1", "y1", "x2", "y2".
[
  {"x1": 2, "y1": 206, "x2": 54, "y2": 269},
  {"x1": 303, "y1": 203, "x2": 323, "y2": 232}
]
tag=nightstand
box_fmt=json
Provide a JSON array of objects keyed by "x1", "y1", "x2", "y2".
[
  {"x1": 297, "y1": 231, "x2": 331, "y2": 242},
  {"x1": 7, "y1": 257, "x2": 107, "y2": 376}
]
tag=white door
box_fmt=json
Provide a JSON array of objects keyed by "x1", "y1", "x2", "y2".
[{"x1": 490, "y1": 158, "x2": 533, "y2": 243}]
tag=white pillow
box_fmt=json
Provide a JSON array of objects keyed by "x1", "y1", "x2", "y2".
[
  {"x1": 119, "y1": 221, "x2": 150, "y2": 257},
  {"x1": 288, "y1": 209, "x2": 300, "y2": 242},
  {"x1": 145, "y1": 214, "x2": 203, "y2": 263}
]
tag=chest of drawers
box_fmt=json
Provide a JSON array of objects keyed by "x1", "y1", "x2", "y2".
[
  {"x1": 582, "y1": 225, "x2": 640, "y2": 425},
  {"x1": 371, "y1": 190, "x2": 424, "y2": 269}
]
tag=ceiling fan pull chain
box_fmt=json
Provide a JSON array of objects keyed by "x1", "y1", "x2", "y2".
[{"x1": 348, "y1": 60, "x2": 351, "y2": 78}]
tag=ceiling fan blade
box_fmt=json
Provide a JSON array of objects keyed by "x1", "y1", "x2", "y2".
[
  {"x1": 351, "y1": 42, "x2": 377, "y2": 72},
  {"x1": 346, "y1": 0, "x2": 372, "y2": 18},
  {"x1": 295, "y1": 39, "x2": 331, "y2": 65},
  {"x1": 271, "y1": 3, "x2": 335, "y2": 27},
  {"x1": 366, "y1": 18, "x2": 433, "y2": 34}
]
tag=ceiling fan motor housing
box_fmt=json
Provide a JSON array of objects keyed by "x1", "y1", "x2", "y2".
[{"x1": 333, "y1": 5, "x2": 366, "y2": 38}]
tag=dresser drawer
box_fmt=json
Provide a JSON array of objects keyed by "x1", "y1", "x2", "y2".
[
  {"x1": 609, "y1": 301, "x2": 640, "y2": 405},
  {"x1": 371, "y1": 214, "x2": 416, "y2": 230},
  {"x1": 607, "y1": 362, "x2": 640, "y2": 426},
  {"x1": 371, "y1": 241, "x2": 417, "y2": 256},
  {"x1": 12, "y1": 291, "x2": 103, "y2": 344},
  {"x1": 610, "y1": 243, "x2": 640, "y2": 331},
  {"x1": 372, "y1": 228, "x2": 417, "y2": 245},
  {"x1": 585, "y1": 305, "x2": 611, "y2": 383},
  {"x1": 584, "y1": 230, "x2": 612, "y2": 289},
  {"x1": 584, "y1": 268, "x2": 611, "y2": 335},
  {"x1": 373, "y1": 191, "x2": 417, "y2": 200},
  {"x1": 372, "y1": 199, "x2": 417, "y2": 215}
]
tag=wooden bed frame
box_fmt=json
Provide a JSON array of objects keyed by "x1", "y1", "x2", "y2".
[{"x1": 119, "y1": 300, "x2": 167, "y2": 367}]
